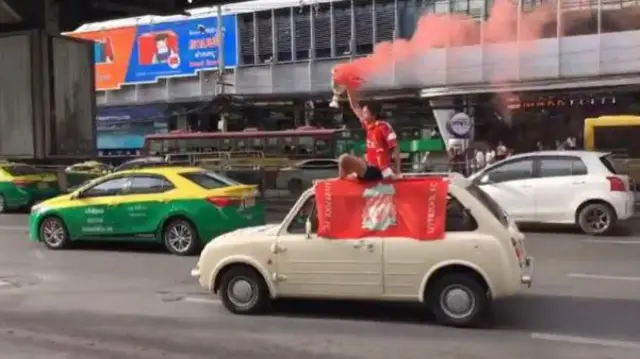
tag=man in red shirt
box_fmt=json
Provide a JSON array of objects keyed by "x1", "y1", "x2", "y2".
[{"x1": 338, "y1": 89, "x2": 401, "y2": 180}]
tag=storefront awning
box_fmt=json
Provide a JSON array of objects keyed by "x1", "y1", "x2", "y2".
[{"x1": 420, "y1": 75, "x2": 640, "y2": 98}]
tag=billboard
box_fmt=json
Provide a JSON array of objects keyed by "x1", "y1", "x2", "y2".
[{"x1": 68, "y1": 15, "x2": 238, "y2": 90}]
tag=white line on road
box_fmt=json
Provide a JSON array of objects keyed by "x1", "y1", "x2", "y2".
[
  {"x1": 584, "y1": 239, "x2": 640, "y2": 245},
  {"x1": 531, "y1": 332, "x2": 640, "y2": 350},
  {"x1": 568, "y1": 273, "x2": 640, "y2": 281},
  {"x1": 0, "y1": 226, "x2": 28, "y2": 231},
  {"x1": 183, "y1": 297, "x2": 221, "y2": 305}
]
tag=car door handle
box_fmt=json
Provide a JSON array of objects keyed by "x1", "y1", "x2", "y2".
[
  {"x1": 353, "y1": 240, "x2": 366, "y2": 248},
  {"x1": 353, "y1": 241, "x2": 374, "y2": 251},
  {"x1": 572, "y1": 181, "x2": 586, "y2": 185}
]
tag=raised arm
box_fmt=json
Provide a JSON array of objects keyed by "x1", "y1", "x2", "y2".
[{"x1": 346, "y1": 89, "x2": 365, "y2": 125}]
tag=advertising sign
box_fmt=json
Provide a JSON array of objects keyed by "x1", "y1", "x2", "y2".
[
  {"x1": 68, "y1": 15, "x2": 238, "y2": 90},
  {"x1": 68, "y1": 27, "x2": 138, "y2": 91}
]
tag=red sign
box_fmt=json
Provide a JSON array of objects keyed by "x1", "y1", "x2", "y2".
[{"x1": 315, "y1": 178, "x2": 448, "y2": 240}]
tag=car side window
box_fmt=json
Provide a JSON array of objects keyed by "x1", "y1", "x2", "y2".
[
  {"x1": 128, "y1": 176, "x2": 174, "y2": 194},
  {"x1": 539, "y1": 157, "x2": 588, "y2": 178},
  {"x1": 485, "y1": 159, "x2": 534, "y2": 183},
  {"x1": 82, "y1": 177, "x2": 131, "y2": 197},
  {"x1": 288, "y1": 196, "x2": 317, "y2": 234},
  {"x1": 299, "y1": 160, "x2": 339, "y2": 170},
  {"x1": 446, "y1": 195, "x2": 478, "y2": 232}
]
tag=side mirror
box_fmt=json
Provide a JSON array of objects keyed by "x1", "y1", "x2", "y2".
[
  {"x1": 480, "y1": 174, "x2": 491, "y2": 184},
  {"x1": 305, "y1": 218, "x2": 312, "y2": 239}
]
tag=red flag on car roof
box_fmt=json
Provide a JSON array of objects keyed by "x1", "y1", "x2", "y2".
[{"x1": 314, "y1": 178, "x2": 448, "y2": 240}]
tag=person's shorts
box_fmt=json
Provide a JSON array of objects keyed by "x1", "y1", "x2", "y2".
[{"x1": 359, "y1": 165, "x2": 383, "y2": 181}]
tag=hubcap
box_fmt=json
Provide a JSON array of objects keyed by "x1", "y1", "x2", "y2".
[
  {"x1": 440, "y1": 285, "x2": 475, "y2": 319},
  {"x1": 585, "y1": 207, "x2": 610, "y2": 232},
  {"x1": 42, "y1": 220, "x2": 65, "y2": 246},
  {"x1": 227, "y1": 277, "x2": 257, "y2": 308},
  {"x1": 167, "y1": 223, "x2": 193, "y2": 252}
]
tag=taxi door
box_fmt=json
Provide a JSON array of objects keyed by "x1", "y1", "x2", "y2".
[
  {"x1": 273, "y1": 196, "x2": 383, "y2": 298},
  {"x1": 109, "y1": 175, "x2": 175, "y2": 237},
  {"x1": 63, "y1": 177, "x2": 132, "y2": 238}
]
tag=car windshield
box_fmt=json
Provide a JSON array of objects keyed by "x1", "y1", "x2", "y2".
[
  {"x1": 1, "y1": 165, "x2": 41, "y2": 176},
  {"x1": 180, "y1": 171, "x2": 241, "y2": 189},
  {"x1": 466, "y1": 183, "x2": 509, "y2": 226}
]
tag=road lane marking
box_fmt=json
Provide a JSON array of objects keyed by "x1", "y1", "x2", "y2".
[
  {"x1": 0, "y1": 226, "x2": 28, "y2": 231},
  {"x1": 584, "y1": 239, "x2": 640, "y2": 245},
  {"x1": 531, "y1": 332, "x2": 640, "y2": 350},
  {"x1": 568, "y1": 273, "x2": 640, "y2": 281},
  {"x1": 183, "y1": 297, "x2": 221, "y2": 305}
]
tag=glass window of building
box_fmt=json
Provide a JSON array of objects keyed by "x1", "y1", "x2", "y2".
[
  {"x1": 333, "y1": 3, "x2": 352, "y2": 55},
  {"x1": 238, "y1": 13, "x2": 256, "y2": 65},
  {"x1": 294, "y1": 7, "x2": 312, "y2": 60},
  {"x1": 275, "y1": 8, "x2": 293, "y2": 61},
  {"x1": 313, "y1": 3, "x2": 332, "y2": 58},
  {"x1": 355, "y1": 2, "x2": 374, "y2": 54},
  {"x1": 257, "y1": 12, "x2": 274, "y2": 63}
]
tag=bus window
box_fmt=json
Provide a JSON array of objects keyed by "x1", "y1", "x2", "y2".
[
  {"x1": 177, "y1": 139, "x2": 188, "y2": 153},
  {"x1": 315, "y1": 138, "x2": 331, "y2": 157},
  {"x1": 187, "y1": 139, "x2": 201, "y2": 152},
  {"x1": 236, "y1": 138, "x2": 247, "y2": 152},
  {"x1": 165, "y1": 139, "x2": 177, "y2": 153},
  {"x1": 265, "y1": 137, "x2": 280, "y2": 154},
  {"x1": 298, "y1": 136, "x2": 314, "y2": 156},
  {"x1": 203, "y1": 138, "x2": 219, "y2": 152},
  {"x1": 150, "y1": 139, "x2": 163, "y2": 154},
  {"x1": 218, "y1": 138, "x2": 232, "y2": 151},
  {"x1": 251, "y1": 137, "x2": 264, "y2": 152},
  {"x1": 283, "y1": 136, "x2": 295, "y2": 154},
  {"x1": 594, "y1": 126, "x2": 640, "y2": 157}
]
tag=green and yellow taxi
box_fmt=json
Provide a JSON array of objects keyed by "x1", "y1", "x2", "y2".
[
  {"x1": 0, "y1": 162, "x2": 60, "y2": 213},
  {"x1": 29, "y1": 166, "x2": 265, "y2": 255},
  {"x1": 64, "y1": 160, "x2": 113, "y2": 188}
]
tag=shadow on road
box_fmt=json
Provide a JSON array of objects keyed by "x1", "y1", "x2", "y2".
[
  {"x1": 63, "y1": 241, "x2": 177, "y2": 255},
  {"x1": 264, "y1": 294, "x2": 640, "y2": 340}
]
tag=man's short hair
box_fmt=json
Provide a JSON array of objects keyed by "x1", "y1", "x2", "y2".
[
  {"x1": 155, "y1": 33, "x2": 169, "y2": 42},
  {"x1": 361, "y1": 101, "x2": 382, "y2": 118}
]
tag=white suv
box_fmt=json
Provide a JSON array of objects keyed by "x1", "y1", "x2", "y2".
[{"x1": 469, "y1": 151, "x2": 635, "y2": 235}]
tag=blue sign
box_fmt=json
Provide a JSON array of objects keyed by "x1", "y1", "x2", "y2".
[
  {"x1": 97, "y1": 105, "x2": 168, "y2": 122},
  {"x1": 124, "y1": 15, "x2": 237, "y2": 84},
  {"x1": 97, "y1": 105, "x2": 169, "y2": 150}
]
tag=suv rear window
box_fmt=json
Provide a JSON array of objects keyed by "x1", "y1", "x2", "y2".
[
  {"x1": 1, "y1": 165, "x2": 40, "y2": 176},
  {"x1": 180, "y1": 171, "x2": 240, "y2": 189},
  {"x1": 599, "y1": 154, "x2": 624, "y2": 174}
]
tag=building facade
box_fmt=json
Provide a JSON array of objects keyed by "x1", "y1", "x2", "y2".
[{"x1": 74, "y1": 0, "x2": 640, "y2": 155}]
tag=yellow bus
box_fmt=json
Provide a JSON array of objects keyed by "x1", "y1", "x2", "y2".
[{"x1": 584, "y1": 115, "x2": 640, "y2": 187}]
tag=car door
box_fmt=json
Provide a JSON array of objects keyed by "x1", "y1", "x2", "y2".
[
  {"x1": 533, "y1": 156, "x2": 589, "y2": 223},
  {"x1": 274, "y1": 195, "x2": 383, "y2": 298},
  {"x1": 63, "y1": 177, "x2": 131, "y2": 239},
  {"x1": 110, "y1": 175, "x2": 176, "y2": 237},
  {"x1": 474, "y1": 158, "x2": 536, "y2": 221}
]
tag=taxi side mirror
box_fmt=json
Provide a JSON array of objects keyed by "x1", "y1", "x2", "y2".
[
  {"x1": 70, "y1": 192, "x2": 80, "y2": 200},
  {"x1": 479, "y1": 174, "x2": 492, "y2": 184}
]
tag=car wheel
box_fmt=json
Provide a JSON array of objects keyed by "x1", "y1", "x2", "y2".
[
  {"x1": 428, "y1": 273, "x2": 490, "y2": 328},
  {"x1": 163, "y1": 218, "x2": 200, "y2": 256},
  {"x1": 577, "y1": 202, "x2": 617, "y2": 236},
  {"x1": 287, "y1": 179, "x2": 303, "y2": 196},
  {"x1": 39, "y1": 216, "x2": 70, "y2": 250},
  {"x1": 0, "y1": 194, "x2": 6, "y2": 214},
  {"x1": 219, "y1": 266, "x2": 270, "y2": 315}
]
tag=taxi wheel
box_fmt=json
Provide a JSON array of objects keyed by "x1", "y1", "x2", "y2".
[
  {"x1": 0, "y1": 194, "x2": 6, "y2": 213},
  {"x1": 219, "y1": 266, "x2": 270, "y2": 315},
  {"x1": 428, "y1": 273, "x2": 490, "y2": 328},
  {"x1": 39, "y1": 216, "x2": 70, "y2": 250},
  {"x1": 163, "y1": 218, "x2": 200, "y2": 256}
]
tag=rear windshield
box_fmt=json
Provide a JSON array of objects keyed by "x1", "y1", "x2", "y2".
[
  {"x1": 180, "y1": 171, "x2": 241, "y2": 189},
  {"x1": 1, "y1": 165, "x2": 40, "y2": 176},
  {"x1": 599, "y1": 154, "x2": 624, "y2": 174},
  {"x1": 466, "y1": 184, "x2": 508, "y2": 226}
]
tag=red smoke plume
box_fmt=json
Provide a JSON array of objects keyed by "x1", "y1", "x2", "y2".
[{"x1": 333, "y1": 0, "x2": 559, "y2": 91}]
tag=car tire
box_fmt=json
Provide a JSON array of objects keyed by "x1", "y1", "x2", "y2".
[
  {"x1": 219, "y1": 266, "x2": 270, "y2": 315},
  {"x1": 162, "y1": 218, "x2": 200, "y2": 256},
  {"x1": 577, "y1": 202, "x2": 617, "y2": 236},
  {"x1": 0, "y1": 194, "x2": 6, "y2": 214},
  {"x1": 427, "y1": 273, "x2": 490, "y2": 328},
  {"x1": 39, "y1": 216, "x2": 71, "y2": 250},
  {"x1": 287, "y1": 179, "x2": 303, "y2": 196}
]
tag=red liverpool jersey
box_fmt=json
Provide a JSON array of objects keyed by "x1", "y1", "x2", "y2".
[{"x1": 365, "y1": 120, "x2": 398, "y2": 170}]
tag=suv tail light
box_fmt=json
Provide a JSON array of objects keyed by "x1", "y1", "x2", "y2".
[
  {"x1": 606, "y1": 176, "x2": 626, "y2": 192},
  {"x1": 206, "y1": 196, "x2": 241, "y2": 208},
  {"x1": 12, "y1": 179, "x2": 33, "y2": 188}
]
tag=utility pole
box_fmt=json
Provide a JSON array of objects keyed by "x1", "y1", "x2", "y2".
[{"x1": 216, "y1": 5, "x2": 227, "y2": 131}]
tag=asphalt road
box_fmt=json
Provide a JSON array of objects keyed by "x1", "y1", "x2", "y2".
[{"x1": 1, "y1": 214, "x2": 640, "y2": 359}]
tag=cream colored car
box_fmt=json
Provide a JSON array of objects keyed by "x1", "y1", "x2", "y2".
[{"x1": 191, "y1": 174, "x2": 534, "y2": 327}]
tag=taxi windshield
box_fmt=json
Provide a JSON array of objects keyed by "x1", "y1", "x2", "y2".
[{"x1": 466, "y1": 184, "x2": 508, "y2": 226}]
